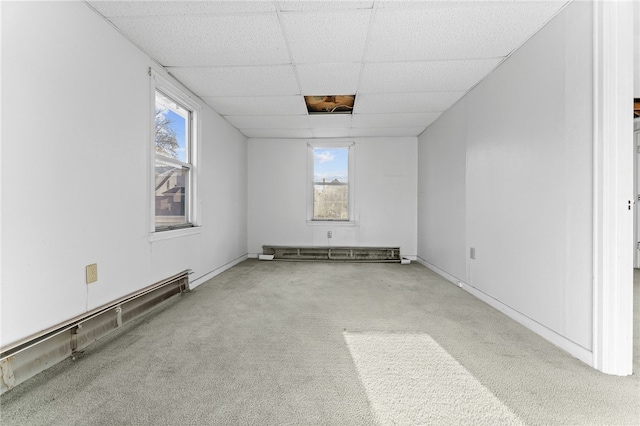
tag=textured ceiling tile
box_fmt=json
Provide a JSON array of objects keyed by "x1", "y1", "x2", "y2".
[
  {"x1": 349, "y1": 127, "x2": 426, "y2": 137},
  {"x1": 308, "y1": 114, "x2": 352, "y2": 128},
  {"x1": 296, "y1": 63, "x2": 361, "y2": 95},
  {"x1": 278, "y1": 1, "x2": 373, "y2": 11},
  {"x1": 241, "y1": 128, "x2": 314, "y2": 138},
  {"x1": 351, "y1": 113, "x2": 440, "y2": 128},
  {"x1": 203, "y1": 96, "x2": 307, "y2": 116},
  {"x1": 281, "y1": 10, "x2": 371, "y2": 63},
  {"x1": 354, "y1": 92, "x2": 465, "y2": 114},
  {"x1": 375, "y1": 0, "x2": 447, "y2": 9},
  {"x1": 225, "y1": 115, "x2": 311, "y2": 129},
  {"x1": 168, "y1": 66, "x2": 299, "y2": 97},
  {"x1": 88, "y1": 1, "x2": 276, "y2": 17},
  {"x1": 366, "y1": 2, "x2": 565, "y2": 61},
  {"x1": 311, "y1": 128, "x2": 351, "y2": 138},
  {"x1": 359, "y1": 59, "x2": 501, "y2": 93},
  {"x1": 109, "y1": 13, "x2": 289, "y2": 66},
  {"x1": 88, "y1": 0, "x2": 567, "y2": 139}
]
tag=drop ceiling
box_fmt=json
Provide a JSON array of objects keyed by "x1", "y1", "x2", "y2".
[{"x1": 87, "y1": 0, "x2": 568, "y2": 139}]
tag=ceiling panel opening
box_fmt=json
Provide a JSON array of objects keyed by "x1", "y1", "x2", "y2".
[{"x1": 305, "y1": 95, "x2": 355, "y2": 114}]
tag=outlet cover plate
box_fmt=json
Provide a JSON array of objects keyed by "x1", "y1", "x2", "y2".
[{"x1": 86, "y1": 263, "x2": 98, "y2": 284}]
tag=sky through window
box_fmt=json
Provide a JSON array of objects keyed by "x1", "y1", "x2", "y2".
[{"x1": 313, "y1": 147, "x2": 348, "y2": 183}]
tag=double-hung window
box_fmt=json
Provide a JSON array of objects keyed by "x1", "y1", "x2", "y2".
[
  {"x1": 152, "y1": 76, "x2": 198, "y2": 232},
  {"x1": 308, "y1": 142, "x2": 354, "y2": 222}
]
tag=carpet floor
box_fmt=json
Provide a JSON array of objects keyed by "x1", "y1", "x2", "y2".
[{"x1": 0, "y1": 260, "x2": 638, "y2": 425}]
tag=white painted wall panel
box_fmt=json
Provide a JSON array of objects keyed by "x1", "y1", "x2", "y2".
[
  {"x1": 355, "y1": 139, "x2": 418, "y2": 252},
  {"x1": 1, "y1": 2, "x2": 247, "y2": 347},
  {"x1": 635, "y1": 0, "x2": 639, "y2": 98},
  {"x1": 197, "y1": 108, "x2": 248, "y2": 277},
  {"x1": 417, "y1": 101, "x2": 467, "y2": 282},
  {"x1": 417, "y1": 1, "x2": 593, "y2": 349},
  {"x1": 247, "y1": 138, "x2": 417, "y2": 257}
]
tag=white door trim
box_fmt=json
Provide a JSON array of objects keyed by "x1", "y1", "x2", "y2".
[
  {"x1": 592, "y1": 0, "x2": 634, "y2": 376},
  {"x1": 633, "y1": 122, "x2": 640, "y2": 268}
]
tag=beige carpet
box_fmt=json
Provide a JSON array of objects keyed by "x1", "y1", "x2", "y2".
[
  {"x1": 0, "y1": 261, "x2": 637, "y2": 425},
  {"x1": 345, "y1": 332, "x2": 524, "y2": 425}
]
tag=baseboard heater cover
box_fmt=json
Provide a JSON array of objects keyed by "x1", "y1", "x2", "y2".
[
  {"x1": 0, "y1": 270, "x2": 190, "y2": 394},
  {"x1": 262, "y1": 246, "x2": 402, "y2": 262}
]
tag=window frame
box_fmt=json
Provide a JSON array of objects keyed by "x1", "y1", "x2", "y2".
[
  {"x1": 149, "y1": 71, "x2": 200, "y2": 234},
  {"x1": 307, "y1": 141, "x2": 355, "y2": 224}
]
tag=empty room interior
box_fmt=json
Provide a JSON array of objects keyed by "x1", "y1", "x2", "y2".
[{"x1": 1, "y1": 0, "x2": 639, "y2": 424}]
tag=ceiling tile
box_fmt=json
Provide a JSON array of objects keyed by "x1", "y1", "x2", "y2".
[
  {"x1": 354, "y1": 92, "x2": 465, "y2": 114},
  {"x1": 349, "y1": 127, "x2": 426, "y2": 137},
  {"x1": 89, "y1": 1, "x2": 276, "y2": 17},
  {"x1": 168, "y1": 66, "x2": 299, "y2": 97},
  {"x1": 242, "y1": 128, "x2": 314, "y2": 138},
  {"x1": 109, "y1": 13, "x2": 289, "y2": 66},
  {"x1": 203, "y1": 96, "x2": 307, "y2": 116},
  {"x1": 375, "y1": 1, "x2": 447, "y2": 9},
  {"x1": 225, "y1": 115, "x2": 311, "y2": 129},
  {"x1": 308, "y1": 114, "x2": 352, "y2": 128},
  {"x1": 296, "y1": 63, "x2": 361, "y2": 95},
  {"x1": 311, "y1": 128, "x2": 351, "y2": 138},
  {"x1": 87, "y1": 0, "x2": 567, "y2": 139},
  {"x1": 278, "y1": 1, "x2": 373, "y2": 11},
  {"x1": 281, "y1": 10, "x2": 371, "y2": 63},
  {"x1": 366, "y1": 2, "x2": 565, "y2": 61},
  {"x1": 359, "y1": 59, "x2": 501, "y2": 93},
  {"x1": 374, "y1": 1, "x2": 560, "y2": 10},
  {"x1": 351, "y1": 113, "x2": 440, "y2": 128}
]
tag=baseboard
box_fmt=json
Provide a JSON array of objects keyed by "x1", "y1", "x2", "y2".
[
  {"x1": 0, "y1": 273, "x2": 189, "y2": 394},
  {"x1": 416, "y1": 257, "x2": 594, "y2": 367},
  {"x1": 189, "y1": 254, "x2": 248, "y2": 289},
  {"x1": 415, "y1": 257, "x2": 464, "y2": 284}
]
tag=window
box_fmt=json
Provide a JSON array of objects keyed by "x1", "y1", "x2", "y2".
[
  {"x1": 309, "y1": 143, "x2": 354, "y2": 221},
  {"x1": 152, "y1": 77, "x2": 198, "y2": 232}
]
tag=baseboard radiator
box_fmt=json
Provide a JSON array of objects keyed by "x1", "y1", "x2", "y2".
[
  {"x1": 262, "y1": 246, "x2": 401, "y2": 262},
  {"x1": 0, "y1": 270, "x2": 190, "y2": 394}
]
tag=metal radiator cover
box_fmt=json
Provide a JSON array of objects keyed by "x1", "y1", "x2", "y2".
[{"x1": 262, "y1": 246, "x2": 401, "y2": 262}]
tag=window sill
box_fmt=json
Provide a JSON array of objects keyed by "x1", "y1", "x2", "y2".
[
  {"x1": 306, "y1": 220, "x2": 356, "y2": 227},
  {"x1": 149, "y1": 226, "x2": 201, "y2": 242}
]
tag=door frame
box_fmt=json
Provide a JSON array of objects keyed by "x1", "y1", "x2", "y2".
[
  {"x1": 592, "y1": 0, "x2": 634, "y2": 376},
  {"x1": 635, "y1": 119, "x2": 640, "y2": 269},
  {"x1": 633, "y1": 117, "x2": 640, "y2": 269}
]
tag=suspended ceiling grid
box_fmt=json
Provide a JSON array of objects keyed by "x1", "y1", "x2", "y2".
[{"x1": 87, "y1": 0, "x2": 568, "y2": 139}]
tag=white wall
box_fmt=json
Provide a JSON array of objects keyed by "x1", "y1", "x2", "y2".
[
  {"x1": 247, "y1": 138, "x2": 417, "y2": 257},
  {"x1": 417, "y1": 100, "x2": 467, "y2": 282},
  {"x1": 635, "y1": 0, "x2": 639, "y2": 98},
  {"x1": 1, "y1": 2, "x2": 247, "y2": 347},
  {"x1": 418, "y1": 1, "x2": 594, "y2": 354},
  {"x1": 628, "y1": 2, "x2": 637, "y2": 273}
]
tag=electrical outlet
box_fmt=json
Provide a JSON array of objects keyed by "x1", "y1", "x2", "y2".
[
  {"x1": 86, "y1": 263, "x2": 98, "y2": 284},
  {"x1": 327, "y1": 231, "x2": 332, "y2": 238}
]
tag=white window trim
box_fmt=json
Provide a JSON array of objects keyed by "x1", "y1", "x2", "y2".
[
  {"x1": 149, "y1": 226, "x2": 201, "y2": 242},
  {"x1": 149, "y1": 70, "x2": 201, "y2": 236},
  {"x1": 306, "y1": 141, "x2": 356, "y2": 224}
]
